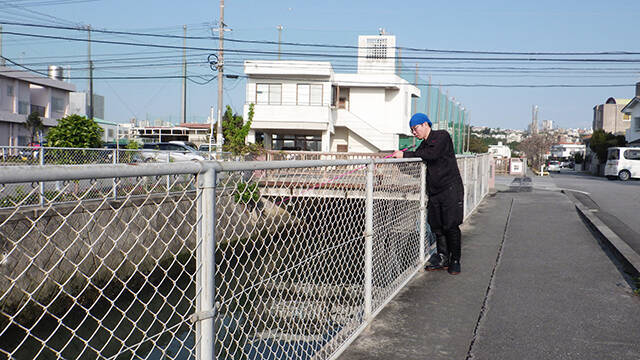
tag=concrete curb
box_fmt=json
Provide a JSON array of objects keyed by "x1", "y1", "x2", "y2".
[{"x1": 574, "y1": 200, "x2": 640, "y2": 278}]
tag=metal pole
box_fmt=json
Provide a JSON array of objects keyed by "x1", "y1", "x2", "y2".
[
  {"x1": 466, "y1": 111, "x2": 471, "y2": 152},
  {"x1": 277, "y1": 24, "x2": 283, "y2": 60},
  {"x1": 112, "y1": 149, "x2": 117, "y2": 199},
  {"x1": 436, "y1": 86, "x2": 441, "y2": 131},
  {"x1": 208, "y1": 106, "x2": 215, "y2": 159},
  {"x1": 198, "y1": 168, "x2": 217, "y2": 360},
  {"x1": 182, "y1": 25, "x2": 187, "y2": 124},
  {"x1": 364, "y1": 161, "x2": 374, "y2": 319},
  {"x1": 39, "y1": 147, "x2": 44, "y2": 206},
  {"x1": 419, "y1": 162, "x2": 427, "y2": 263},
  {"x1": 0, "y1": 25, "x2": 5, "y2": 66},
  {"x1": 88, "y1": 60, "x2": 94, "y2": 120},
  {"x1": 216, "y1": 0, "x2": 225, "y2": 156}
]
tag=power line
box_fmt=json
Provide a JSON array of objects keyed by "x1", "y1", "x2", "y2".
[{"x1": 3, "y1": 20, "x2": 640, "y2": 56}]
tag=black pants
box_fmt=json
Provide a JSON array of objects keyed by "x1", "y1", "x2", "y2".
[{"x1": 428, "y1": 182, "x2": 464, "y2": 261}]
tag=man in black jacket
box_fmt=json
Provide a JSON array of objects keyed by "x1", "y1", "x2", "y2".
[{"x1": 393, "y1": 113, "x2": 464, "y2": 275}]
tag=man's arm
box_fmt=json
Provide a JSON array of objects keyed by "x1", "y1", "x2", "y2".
[{"x1": 404, "y1": 132, "x2": 450, "y2": 161}]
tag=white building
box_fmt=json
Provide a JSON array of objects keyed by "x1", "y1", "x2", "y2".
[
  {"x1": 0, "y1": 65, "x2": 75, "y2": 146},
  {"x1": 488, "y1": 142, "x2": 511, "y2": 158},
  {"x1": 69, "y1": 92, "x2": 105, "y2": 120},
  {"x1": 550, "y1": 143, "x2": 586, "y2": 158},
  {"x1": 542, "y1": 120, "x2": 553, "y2": 131},
  {"x1": 243, "y1": 35, "x2": 420, "y2": 152},
  {"x1": 621, "y1": 83, "x2": 640, "y2": 145}
]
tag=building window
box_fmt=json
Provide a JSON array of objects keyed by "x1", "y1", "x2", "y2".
[
  {"x1": 366, "y1": 38, "x2": 387, "y2": 59},
  {"x1": 52, "y1": 97, "x2": 64, "y2": 113},
  {"x1": 7, "y1": 85, "x2": 14, "y2": 97},
  {"x1": 18, "y1": 101, "x2": 29, "y2": 115},
  {"x1": 256, "y1": 83, "x2": 282, "y2": 105},
  {"x1": 636, "y1": 117, "x2": 640, "y2": 130},
  {"x1": 297, "y1": 84, "x2": 322, "y2": 106},
  {"x1": 623, "y1": 114, "x2": 631, "y2": 121},
  {"x1": 108, "y1": 129, "x2": 115, "y2": 138}
]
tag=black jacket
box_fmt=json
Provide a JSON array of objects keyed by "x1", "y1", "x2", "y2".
[{"x1": 404, "y1": 130, "x2": 462, "y2": 195}]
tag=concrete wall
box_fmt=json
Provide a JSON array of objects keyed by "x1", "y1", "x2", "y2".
[{"x1": 594, "y1": 103, "x2": 631, "y2": 135}]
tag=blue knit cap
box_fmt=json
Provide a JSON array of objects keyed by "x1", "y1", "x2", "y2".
[{"x1": 409, "y1": 113, "x2": 432, "y2": 128}]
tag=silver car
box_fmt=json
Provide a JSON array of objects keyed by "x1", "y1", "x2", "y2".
[{"x1": 141, "y1": 142, "x2": 204, "y2": 162}]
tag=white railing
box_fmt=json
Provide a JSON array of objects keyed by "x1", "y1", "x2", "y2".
[{"x1": 0, "y1": 154, "x2": 491, "y2": 360}]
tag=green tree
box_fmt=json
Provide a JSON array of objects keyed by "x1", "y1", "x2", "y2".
[
  {"x1": 46, "y1": 114, "x2": 103, "y2": 148},
  {"x1": 468, "y1": 135, "x2": 488, "y2": 153},
  {"x1": 222, "y1": 103, "x2": 262, "y2": 155},
  {"x1": 24, "y1": 111, "x2": 44, "y2": 144},
  {"x1": 589, "y1": 129, "x2": 626, "y2": 164}
]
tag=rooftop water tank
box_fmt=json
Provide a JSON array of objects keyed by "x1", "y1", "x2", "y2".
[{"x1": 48, "y1": 65, "x2": 64, "y2": 81}]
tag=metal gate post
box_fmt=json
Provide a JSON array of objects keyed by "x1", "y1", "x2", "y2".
[
  {"x1": 197, "y1": 167, "x2": 217, "y2": 360},
  {"x1": 364, "y1": 161, "x2": 374, "y2": 319},
  {"x1": 419, "y1": 162, "x2": 427, "y2": 263},
  {"x1": 39, "y1": 147, "x2": 45, "y2": 206},
  {"x1": 112, "y1": 149, "x2": 118, "y2": 200}
]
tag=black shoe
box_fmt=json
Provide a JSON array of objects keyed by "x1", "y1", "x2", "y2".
[
  {"x1": 425, "y1": 253, "x2": 449, "y2": 271},
  {"x1": 448, "y1": 260, "x2": 461, "y2": 275}
]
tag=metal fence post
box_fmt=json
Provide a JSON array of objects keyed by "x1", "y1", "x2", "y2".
[
  {"x1": 419, "y1": 162, "x2": 427, "y2": 263},
  {"x1": 39, "y1": 147, "x2": 45, "y2": 206},
  {"x1": 167, "y1": 152, "x2": 172, "y2": 193},
  {"x1": 364, "y1": 161, "x2": 374, "y2": 319},
  {"x1": 462, "y1": 157, "x2": 468, "y2": 218},
  {"x1": 474, "y1": 156, "x2": 479, "y2": 207},
  {"x1": 112, "y1": 149, "x2": 118, "y2": 200},
  {"x1": 197, "y1": 167, "x2": 217, "y2": 360}
]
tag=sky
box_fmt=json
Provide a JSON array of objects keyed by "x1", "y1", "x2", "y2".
[{"x1": 3, "y1": 0, "x2": 640, "y2": 130}]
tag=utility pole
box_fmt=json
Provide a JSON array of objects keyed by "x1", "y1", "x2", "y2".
[
  {"x1": 208, "y1": 106, "x2": 215, "y2": 154},
  {"x1": 89, "y1": 60, "x2": 94, "y2": 119},
  {"x1": 216, "y1": 0, "x2": 225, "y2": 155},
  {"x1": 87, "y1": 25, "x2": 93, "y2": 119},
  {"x1": 181, "y1": 25, "x2": 187, "y2": 124},
  {"x1": 277, "y1": 24, "x2": 283, "y2": 60},
  {"x1": 0, "y1": 25, "x2": 5, "y2": 66}
]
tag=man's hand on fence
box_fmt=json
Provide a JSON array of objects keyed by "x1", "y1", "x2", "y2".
[{"x1": 392, "y1": 150, "x2": 404, "y2": 159}]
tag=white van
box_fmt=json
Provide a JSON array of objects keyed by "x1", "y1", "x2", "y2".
[{"x1": 604, "y1": 147, "x2": 640, "y2": 181}]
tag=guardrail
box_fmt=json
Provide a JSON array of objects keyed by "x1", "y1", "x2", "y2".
[{"x1": 0, "y1": 154, "x2": 491, "y2": 360}]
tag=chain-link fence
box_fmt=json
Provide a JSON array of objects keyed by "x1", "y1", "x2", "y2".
[{"x1": 0, "y1": 154, "x2": 491, "y2": 360}]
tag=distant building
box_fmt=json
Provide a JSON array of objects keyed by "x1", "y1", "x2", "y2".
[
  {"x1": 488, "y1": 141, "x2": 511, "y2": 158},
  {"x1": 0, "y1": 65, "x2": 76, "y2": 146},
  {"x1": 243, "y1": 34, "x2": 420, "y2": 152},
  {"x1": 542, "y1": 120, "x2": 553, "y2": 131},
  {"x1": 593, "y1": 97, "x2": 631, "y2": 135},
  {"x1": 69, "y1": 92, "x2": 105, "y2": 120},
  {"x1": 550, "y1": 143, "x2": 585, "y2": 159}
]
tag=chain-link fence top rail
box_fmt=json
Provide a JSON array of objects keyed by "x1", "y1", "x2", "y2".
[
  {"x1": 0, "y1": 155, "x2": 490, "y2": 360},
  {"x1": 0, "y1": 147, "x2": 249, "y2": 168}
]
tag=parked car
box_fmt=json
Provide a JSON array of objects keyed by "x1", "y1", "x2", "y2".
[
  {"x1": 605, "y1": 147, "x2": 640, "y2": 181},
  {"x1": 141, "y1": 142, "x2": 204, "y2": 162},
  {"x1": 547, "y1": 161, "x2": 561, "y2": 172}
]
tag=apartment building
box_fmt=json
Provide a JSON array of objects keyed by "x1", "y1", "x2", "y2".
[
  {"x1": 0, "y1": 65, "x2": 75, "y2": 146},
  {"x1": 243, "y1": 35, "x2": 420, "y2": 153}
]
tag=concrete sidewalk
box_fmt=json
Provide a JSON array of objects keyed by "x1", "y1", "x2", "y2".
[{"x1": 339, "y1": 190, "x2": 640, "y2": 360}]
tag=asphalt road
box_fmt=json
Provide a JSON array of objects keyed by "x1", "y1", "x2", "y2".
[
  {"x1": 549, "y1": 171, "x2": 639, "y2": 226},
  {"x1": 497, "y1": 169, "x2": 640, "y2": 257}
]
